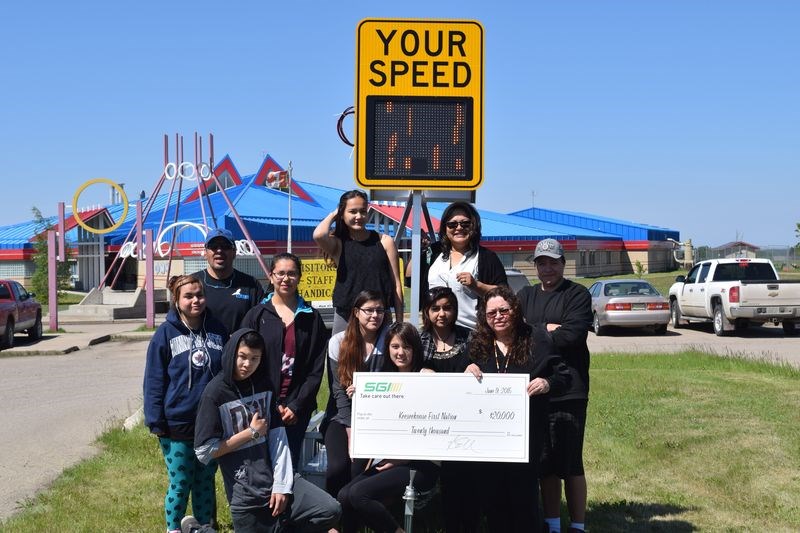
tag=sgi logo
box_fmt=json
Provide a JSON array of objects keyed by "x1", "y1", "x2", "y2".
[{"x1": 363, "y1": 382, "x2": 403, "y2": 393}]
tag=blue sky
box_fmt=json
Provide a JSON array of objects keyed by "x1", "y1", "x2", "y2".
[{"x1": 1, "y1": 1, "x2": 797, "y2": 247}]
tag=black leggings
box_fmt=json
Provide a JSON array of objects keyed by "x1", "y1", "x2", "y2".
[
  {"x1": 324, "y1": 420, "x2": 365, "y2": 498},
  {"x1": 337, "y1": 461, "x2": 438, "y2": 533}
]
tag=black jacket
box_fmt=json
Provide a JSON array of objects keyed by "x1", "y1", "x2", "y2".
[
  {"x1": 241, "y1": 296, "x2": 327, "y2": 421},
  {"x1": 467, "y1": 324, "x2": 571, "y2": 454}
]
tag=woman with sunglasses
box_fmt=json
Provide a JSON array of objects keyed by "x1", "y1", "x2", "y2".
[
  {"x1": 314, "y1": 189, "x2": 404, "y2": 334},
  {"x1": 465, "y1": 286, "x2": 570, "y2": 532},
  {"x1": 241, "y1": 253, "x2": 328, "y2": 468},
  {"x1": 428, "y1": 201, "x2": 507, "y2": 330},
  {"x1": 324, "y1": 290, "x2": 391, "y2": 500}
]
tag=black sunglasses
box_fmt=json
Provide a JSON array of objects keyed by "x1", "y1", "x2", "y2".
[{"x1": 445, "y1": 220, "x2": 473, "y2": 230}]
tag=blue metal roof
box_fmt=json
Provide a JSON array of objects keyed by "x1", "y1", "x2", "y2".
[
  {"x1": 508, "y1": 207, "x2": 679, "y2": 241},
  {"x1": 423, "y1": 204, "x2": 620, "y2": 242},
  {"x1": 0, "y1": 161, "x2": 679, "y2": 249}
]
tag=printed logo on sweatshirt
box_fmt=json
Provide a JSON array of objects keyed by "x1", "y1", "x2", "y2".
[
  {"x1": 231, "y1": 288, "x2": 250, "y2": 300},
  {"x1": 219, "y1": 391, "x2": 273, "y2": 448}
]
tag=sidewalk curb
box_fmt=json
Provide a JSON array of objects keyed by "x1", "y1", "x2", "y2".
[
  {"x1": 88, "y1": 335, "x2": 111, "y2": 346},
  {"x1": 0, "y1": 346, "x2": 80, "y2": 357}
]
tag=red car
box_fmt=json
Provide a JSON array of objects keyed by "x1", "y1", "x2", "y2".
[{"x1": 0, "y1": 280, "x2": 43, "y2": 349}]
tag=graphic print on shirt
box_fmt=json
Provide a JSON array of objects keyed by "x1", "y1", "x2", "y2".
[
  {"x1": 280, "y1": 352, "x2": 295, "y2": 398},
  {"x1": 218, "y1": 390, "x2": 272, "y2": 449},
  {"x1": 169, "y1": 332, "x2": 225, "y2": 362}
]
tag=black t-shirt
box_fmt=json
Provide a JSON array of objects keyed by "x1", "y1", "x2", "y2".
[
  {"x1": 518, "y1": 279, "x2": 592, "y2": 401},
  {"x1": 332, "y1": 231, "x2": 395, "y2": 312},
  {"x1": 193, "y1": 269, "x2": 265, "y2": 335}
]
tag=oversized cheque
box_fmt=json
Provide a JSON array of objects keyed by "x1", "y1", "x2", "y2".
[{"x1": 350, "y1": 372, "x2": 529, "y2": 462}]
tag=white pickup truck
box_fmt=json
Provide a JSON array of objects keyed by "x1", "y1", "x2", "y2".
[{"x1": 668, "y1": 258, "x2": 800, "y2": 336}]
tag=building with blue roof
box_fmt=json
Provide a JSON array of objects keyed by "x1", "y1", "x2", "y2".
[{"x1": 0, "y1": 155, "x2": 680, "y2": 290}]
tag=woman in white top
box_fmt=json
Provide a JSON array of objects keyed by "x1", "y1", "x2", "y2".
[{"x1": 428, "y1": 201, "x2": 508, "y2": 329}]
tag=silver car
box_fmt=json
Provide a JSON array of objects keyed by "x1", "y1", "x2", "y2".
[{"x1": 588, "y1": 280, "x2": 670, "y2": 335}]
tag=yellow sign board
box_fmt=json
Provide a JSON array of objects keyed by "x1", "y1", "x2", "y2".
[
  {"x1": 297, "y1": 259, "x2": 337, "y2": 302},
  {"x1": 356, "y1": 19, "x2": 484, "y2": 190}
]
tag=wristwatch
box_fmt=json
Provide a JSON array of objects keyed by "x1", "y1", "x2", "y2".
[{"x1": 249, "y1": 426, "x2": 260, "y2": 440}]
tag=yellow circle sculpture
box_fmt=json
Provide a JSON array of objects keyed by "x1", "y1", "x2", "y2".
[{"x1": 71, "y1": 178, "x2": 129, "y2": 235}]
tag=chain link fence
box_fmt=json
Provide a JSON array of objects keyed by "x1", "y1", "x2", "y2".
[{"x1": 694, "y1": 245, "x2": 799, "y2": 271}]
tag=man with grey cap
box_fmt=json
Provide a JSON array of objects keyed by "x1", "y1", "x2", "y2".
[
  {"x1": 518, "y1": 238, "x2": 592, "y2": 533},
  {"x1": 192, "y1": 228, "x2": 265, "y2": 335}
]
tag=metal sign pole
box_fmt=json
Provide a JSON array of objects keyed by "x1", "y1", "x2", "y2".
[
  {"x1": 288, "y1": 161, "x2": 293, "y2": 253},
  {"x1": 145, "y1": 229, "x2": 155, "y2": 329},
  {"x1": 410, "y1": 191, "x2": 422, "y2": 327}
]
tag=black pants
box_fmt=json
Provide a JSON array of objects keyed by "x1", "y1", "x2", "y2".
[
  {"x1": 284, "y1": 411, "x2": 312, "y2": 470},
  {"x1": 440, "y1": 461, "x2": 480, "y2": 533},
  {"x1": 323, "y1": 420, "x2": 365, "y2": 498},
  {"x1": 480, "y1": 460, "x2": 541, "y2": 533},
  {"x1": 337, "y1": 461, "x2": 438, "y2": 533}
]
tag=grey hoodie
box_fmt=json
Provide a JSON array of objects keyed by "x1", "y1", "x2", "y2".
[{"x1": 194, "y1": 328, "x2": 293, "y2": 509}]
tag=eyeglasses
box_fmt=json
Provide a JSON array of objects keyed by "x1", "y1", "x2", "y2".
[
  {"x1": 445, "y1": 220, "x2": 472, "y2": 230},
  {"x1": 358, "y1": 307, "x2": 386, "y2": 316},
  {"x1": 485, "y1": 307, "x2": 511, "y2": 320},
  {"x1": 272, "y1": 271, "x2": 299, "y2": 280}
]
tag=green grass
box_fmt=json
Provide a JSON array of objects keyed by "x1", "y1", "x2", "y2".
[{"x1": 3, "y1": 352, "x2": 799, "y2": 531}]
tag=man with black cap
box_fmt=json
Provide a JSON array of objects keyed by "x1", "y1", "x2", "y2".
[
  {"x1": 518, "y1": 238, "x2": 592, "y2": 533},
  {"x1": 193, "y1": 228, "x2": 265, "y2": 335}
]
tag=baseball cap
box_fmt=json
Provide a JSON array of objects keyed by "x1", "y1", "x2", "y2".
[
  {"x1": 533, "y1": 238, "x2": 564, "y2": 260},
  {"x1": 204, "y1": 228, "x2": 235, "y2": 247}
]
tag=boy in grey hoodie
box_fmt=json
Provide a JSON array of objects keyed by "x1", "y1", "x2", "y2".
[{"x1": 194, "y1": 328, "x2": 340, "y2": 532}]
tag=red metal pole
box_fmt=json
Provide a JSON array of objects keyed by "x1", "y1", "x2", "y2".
[
  {"x1": 194, "y1": 132, "x2": 208, "y2": 229},
  {"x1": 145, "y1": 229, "x2": 155, "y2": 328},
  {"x1": 58, "y1": 202, "x2": 65, "y2": 261},
  {"x1": 206, "y1": 168, "x2": 270, "y2": 278},
  {"x1": 48, "y1": 230, "x2": 58, "y2": 331}
]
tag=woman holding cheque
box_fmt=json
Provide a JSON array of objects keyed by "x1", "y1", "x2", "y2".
[
  {"x1": 337, "y1": 322, "x2": 439, "y2": 533},
  {"x1": 466, "y1": 286, "x2": 571, "y2": 532}
]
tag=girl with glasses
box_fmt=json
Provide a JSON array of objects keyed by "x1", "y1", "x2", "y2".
[
  {"x1": 337, "y1": 322, "x2": 439, "y2": 533},
  {"x1": 428, "y1": 201, "x2": 507, "y2": 330},
  {"x1": 464, "y1": 286, "x2": 571, "y2": 532},
  {"x1": 241, "y1": 253, "x2": 328, "y2": 468},
  {"x1": 324, "y1": 290, "x2": 391, "y2": 502},
  {"x1": 313, "y1": 189, "x2": 404, "y2": 334}
]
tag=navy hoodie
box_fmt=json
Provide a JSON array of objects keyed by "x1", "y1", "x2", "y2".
[
  {"x1": 143, "y1": 308, "x2": 227, "y2": 439},
  {"x1": 194, "y1": 328, "x2": 294, "y2": 510}
]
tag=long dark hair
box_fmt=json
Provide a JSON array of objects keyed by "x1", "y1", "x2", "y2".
[
  {"x1": 324, "y1": 189, "x2": 369, "y2": 266},
  {"x1": 421, "y1": 286, "x2": 458, "y2": 333},
  {"x1": 471, "y1": 286, "x2": 532, "y2": 367},
  {"x1": 438, "y1": 201, "x2": 482, "y2": 259},
  {"x1": 384, "y1": 322, "x2": 424, "y2": 372},
  {"x1": 337, "y1": 289, "x2": 386, "y2": 387}
]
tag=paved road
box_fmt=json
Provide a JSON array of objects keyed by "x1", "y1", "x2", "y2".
[
  {"x1": 0, "y1": 339, "x2": 148, "y2": 521},
  {"x1": 588, "y1": 322, "x2": 800, "y2": 367},
  {"x1": 1, "y1": 322, "x2": 798, "y2": 521}
]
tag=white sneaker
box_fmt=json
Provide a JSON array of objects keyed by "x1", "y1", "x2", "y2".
[{"x1": 180, "y1": 515, "x2": 201, "y2": 533}]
